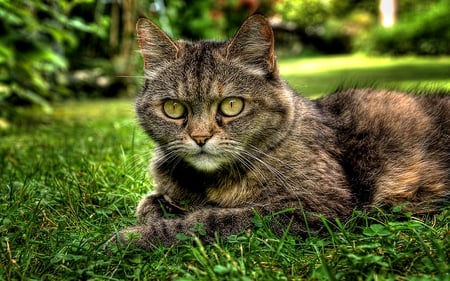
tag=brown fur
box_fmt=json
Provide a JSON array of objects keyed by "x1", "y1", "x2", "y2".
[{"x1": 107, "y1": 15, "x2": 449, "y2": 252}]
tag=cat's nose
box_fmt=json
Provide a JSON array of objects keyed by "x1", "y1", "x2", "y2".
[{"x1": 191, "y1": 135, "x2": 211, "y2": 147}]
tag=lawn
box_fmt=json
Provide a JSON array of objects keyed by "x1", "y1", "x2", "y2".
[
  {"x1": 280, "y1": 55, "x2": 450, "y2": 98},
  {"x1": 1, "y1": 55, "x2": 449, "y2": 280}
]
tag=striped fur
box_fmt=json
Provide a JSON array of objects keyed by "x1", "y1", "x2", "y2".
[{"x1": 107, "y1": 15, "x2": 449, "y2": 252}]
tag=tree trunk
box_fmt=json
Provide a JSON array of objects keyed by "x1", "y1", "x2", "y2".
[{"x1": 379, "y1": 0, "x2": 397, "y2": 27}]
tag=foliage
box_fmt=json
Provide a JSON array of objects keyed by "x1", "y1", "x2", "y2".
[
  {"x1": 160, "y1": 0, "x2": 227, "y2": 39},
  {"x1": 1, "y1": 55, "x2": 449, "y2": 280},
  {"x1": 328, "y1": 0, "x2": 378, "y2": 18},
  {"x1": 275, "y1": 0, "x2": 449, "y2": 55},
  {"x1": 0, "y1": 1, "x2": 109, "y2": 114},
  {"x1": 275, "y1": 0, "x2": 329, "y2": 28},
  {"x1": 274, "y1": 0, "x2": 374, "y2": 54},
  {"x1": 358, "y1": 0, "x2": 450, "y2": 55},
  {"x1": 328, "y1": 0, "x2": 437, "y2": 19},
  {"x1": 150, "y1": 0, "x2": 274, "y2": 40}
]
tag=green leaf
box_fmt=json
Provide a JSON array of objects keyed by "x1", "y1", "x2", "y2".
[
  {"x1": 0, "y1": 83, "x2": 11, "y2": 100},
  {"x1": 0, "y1": 44, "x2": 14, "y2": 65},
  {"x1": 213, "y1": 264, "x2": 229, "y2": 275},
  {"x1": 363, "y1": 224, "x2": 392, "y2": 237},
  {"x1": 0, "y1": 3, "x2": 24, "y2": 25},
  {"x1": 175, "y1": 233, "x2": 192, "y2": 242},
  {"x1": 11, "y1": 83, "x2": 52, "y2": 113}
]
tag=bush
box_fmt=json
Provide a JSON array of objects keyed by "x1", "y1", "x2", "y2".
[
  {"x1": 0, "y1": 1, "x2": 109, "y2": 115},
  {"x1": 358, "y1": 0, "x2": 449, "y2": 55},
  {"x1": 274, "y1": 0, "x2": 374, "y2": 54}
]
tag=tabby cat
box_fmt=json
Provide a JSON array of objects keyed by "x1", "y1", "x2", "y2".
[{"x1": 108, "y1": 15, "x2": 449, "y2": 251}]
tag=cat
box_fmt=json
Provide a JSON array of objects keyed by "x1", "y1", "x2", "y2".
[{"x1": 107, "y1": 15, "x2": 449, "y2": 252}]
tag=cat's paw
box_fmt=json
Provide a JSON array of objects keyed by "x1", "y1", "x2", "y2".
[{"x1": 104, "y1": 226, "x2": 154, "y2": 254}]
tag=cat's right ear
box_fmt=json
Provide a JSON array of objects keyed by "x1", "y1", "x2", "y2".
[{"x1": 136, "y1": 18, "x2": 179, "y2": 71}]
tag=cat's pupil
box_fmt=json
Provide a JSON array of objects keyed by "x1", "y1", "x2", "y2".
[
  {"x1": 163, "y1": 100, "x2": 185, "y2": 119},
  {"x1": 219, "y1": 97, "x2": 244, "y2": 117}
]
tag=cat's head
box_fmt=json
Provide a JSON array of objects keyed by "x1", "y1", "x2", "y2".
[{"x1": 135, "y1": 15, "x2": 294, "y2": 172}]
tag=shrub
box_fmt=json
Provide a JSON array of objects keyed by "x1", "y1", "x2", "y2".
[
  {"x1": 358, "y1": 0, "x2": 449, "y2": 55},
  {"x1": 0, "y1": 1, "x2": 108, "y2": 115},
  {"x1": 274, "y1": 0, "x2": 374, "y2": 54}
]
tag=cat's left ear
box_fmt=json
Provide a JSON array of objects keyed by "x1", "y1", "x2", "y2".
[
  {"x1": 226, "y1": 15, "x2": 277, "y2": 75},
  {"x1": 136, "y1": 18, "x2": 179, "y2": 71}
]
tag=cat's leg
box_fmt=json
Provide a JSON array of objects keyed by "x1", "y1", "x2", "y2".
[
  {"x1": 107, "y1": 207, "x2": 254, "y2": 252},
  {"x1": 104, "y1": 193, "x2": 190, "y2": 254},
  {"x1": 107, "y1": 202, "x2": 324, "y2": 252},
  {"x1": 136, "y1": 193, "x2": 187, "y2": 222}
]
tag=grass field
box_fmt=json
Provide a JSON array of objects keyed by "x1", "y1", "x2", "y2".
[{"x1": 1, "y1": 55, "x2": 449, "y2": 280}]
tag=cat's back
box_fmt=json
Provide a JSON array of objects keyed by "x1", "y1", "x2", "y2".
[
  {"x1": 318, "y1": 89, "x2": 449, "y2": 156},
  {"x1": 319, "y1": 89, "x2": 449, "y2": 141},
  {"x1": 317, "y1": 89, "x2": 450, "y2": 210}
]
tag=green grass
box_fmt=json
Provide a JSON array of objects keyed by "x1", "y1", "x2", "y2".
[
  {"x1": 280, "y1": 55, "x2": 450, "y2": 98},
  {"x1": 1, "y1": 55, "x2": 449, "y2": 280}
]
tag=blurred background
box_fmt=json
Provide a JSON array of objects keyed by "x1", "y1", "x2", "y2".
[{"x1": 0, "y1": 0, "x2": 448, "y2": 115}]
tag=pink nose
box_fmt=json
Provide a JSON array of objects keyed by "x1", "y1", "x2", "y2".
[{"x1": 191, "y1": 135, "x2": 211, "y2": 146}]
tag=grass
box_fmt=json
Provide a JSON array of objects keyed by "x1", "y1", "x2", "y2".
[
  {"x1": 1, "y1": 55, "x2": 449, "y2": 280},
  {"x1": 279, "y1": 55, "x2": 450, "y2": 98}
]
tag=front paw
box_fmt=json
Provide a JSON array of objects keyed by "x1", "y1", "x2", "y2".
[{"x1": 104, "y1": 226, "x2": 154, "y2": 254}]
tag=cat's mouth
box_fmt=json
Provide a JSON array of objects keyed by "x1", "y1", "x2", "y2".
[{"x1": 185, "y1": 150, "x2": 227, "y2": 172}]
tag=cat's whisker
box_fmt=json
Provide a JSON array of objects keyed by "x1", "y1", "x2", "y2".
[
  {"x1": 248, "y1": 144, "x2": 296, "y2": 169},
  {"x1": 244, "y1": 150, "x2": 305, "y2": 194},
  {"x1": 221, "y1": 141, "x2": 300, "y2": 193},
  {"x1": 152, "y1": 142, "x2": 186, "y2": 168},
  {"x1": 230, "y1": 151, "x2": 268, "y2": 188},
  {"x1": 116, "y1": 75, "x2": 146, "y2": 79}
]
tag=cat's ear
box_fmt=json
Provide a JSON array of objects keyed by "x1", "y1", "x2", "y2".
[
  {"x1": 136, "y1": 18, "x2": 179, "y2": 71},
  {"x1": 226, "y1": 15, "x2": 276, "y2": 75}
]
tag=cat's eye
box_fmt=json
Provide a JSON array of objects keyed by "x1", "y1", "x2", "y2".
[
  {"x1": 163, "y1": 100, "x2": 186, "y2": 119},
  {"x1": 219, "y1": 97, "x2": 244, "y2": 117}
]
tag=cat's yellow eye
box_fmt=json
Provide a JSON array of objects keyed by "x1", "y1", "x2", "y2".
[
  {"x1": 163, "y1": 100, "x2": 186, "y2": 119},
  {"x1": 219, "y1": 97, "x2": 244, "y2": 117}
]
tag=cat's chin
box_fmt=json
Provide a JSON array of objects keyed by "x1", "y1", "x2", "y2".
[{"x1": 185, "y1": 154, "x2": 226, "y2": 172}]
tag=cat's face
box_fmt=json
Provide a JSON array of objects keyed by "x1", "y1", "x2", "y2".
[{"x1": 136, "y1": 15, "x2": 293, "y2": 172}]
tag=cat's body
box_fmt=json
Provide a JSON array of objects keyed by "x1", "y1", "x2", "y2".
[{"x1": 108, "y1": 15, "x2": 449, "y2": 251}]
